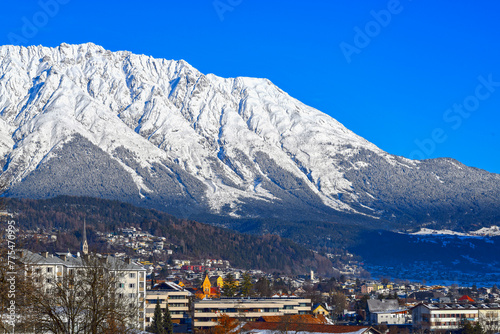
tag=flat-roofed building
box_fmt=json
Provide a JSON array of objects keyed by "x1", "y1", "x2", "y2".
[
  {"x1": 145, "y1": 281, "x2": 192, "y2": 327},
  {"x1": 412, "y1": 302, "x2": 500, "y2": 332},
  {"x1": 193, "y1": 296, "x2": 311, "y2": 328}
]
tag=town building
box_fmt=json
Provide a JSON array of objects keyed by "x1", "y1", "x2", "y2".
[
  {"x1": 367, "y1": 299, "x2": 409, "y2": 325},
  {"x1": 312, "y1": 304, "x2": 330, "y2": 317},
  {"x1": 193, "y1": 296, "x2": 312, "y2": 328},
  {"x1": 145, "y1": 281, "x2": 192, "y2": 327},
  {"x1": 241, "y1": 321, "x2": 382, "y2": 334},
  {"x1": 411, "y1": 302, "x2": 500, "y2": 332},
  {"x1": 19, "y1": 249, "x2": 147, "y2": 330},
  {"x1": 200, "y1": 274, "x2": 221, "y2": 298}
]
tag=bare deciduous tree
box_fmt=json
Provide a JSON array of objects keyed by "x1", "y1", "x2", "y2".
[
  {"x1": 328, "y1": 291, "x2": 347, "y2": 323},
  {"x1": 25, "y1": 253, "x2": 140, "y2": 333},
  {"x1": 479, "y1": 311, "x2": 500, "y2": 334}
]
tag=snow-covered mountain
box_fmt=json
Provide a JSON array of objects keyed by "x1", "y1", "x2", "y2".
[{"x1": 0, "y1": 43, "x2": 499, "y2": 227}]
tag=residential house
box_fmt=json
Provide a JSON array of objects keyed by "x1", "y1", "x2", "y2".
[
  {"x1": 312, "y1": 304, "x2": 330, "y2": 317},
  {"x1": 367, "y1": 299, "x2": 408, "y2": 325},
  {"x1": 361, "y1": 284, "x2": 375, "y2": 294}
]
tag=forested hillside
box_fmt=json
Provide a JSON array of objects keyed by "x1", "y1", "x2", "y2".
[{"x1": 6, "y1": 196, "x2": 333, "y2": 275}]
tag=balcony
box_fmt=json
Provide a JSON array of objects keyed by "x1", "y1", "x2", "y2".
[
  {"x1": 194, "y1": 321, "x2": 217, "y2": 327},
  {"x1": 194, "y1": 311, "x2": 284, "y2": 318}
]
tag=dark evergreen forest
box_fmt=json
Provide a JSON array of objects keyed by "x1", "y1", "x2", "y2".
[{"x1": 5, "y1": 196, "x2": 334, "y2": 275}]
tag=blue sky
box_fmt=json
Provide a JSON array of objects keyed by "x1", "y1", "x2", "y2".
[{"x1": 1, "y1": 0, "x2": 499, "y2": 173}]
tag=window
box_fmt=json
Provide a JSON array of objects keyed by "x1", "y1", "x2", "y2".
[
  {"x1": 129, "y1": 273, "x2": 136, "y2": 279},
  {"x1": 264, "y1": 308, "x2": 279, "y2": 313},
  {"x1": 139, "y1": 282, "x2": 144, "y2": 288},
  {"x1": 129, "y1": 283, "x2": 135, "y2": 289},
  {"x1": 118, "y1": 283, "x2": 125, "y2": 289},
  {"x1": 170, "y1": 295, "x2": 185, "y2": 299},
  {"x1": 46, "y1": 267, "x2": 53, "y2": 273},
  {"x1": 129, "y1": 293, "x2": 135, "y2": 299},
  {"x1": 148, "y1": 299, "x2": 165, "y2": 304},
  {"x1": 46, "y1": 278, "x2": 52, "y2": 284}
]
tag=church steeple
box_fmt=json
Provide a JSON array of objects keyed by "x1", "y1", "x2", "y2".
[{"x1": 81, "y1": 219, "x2": 88, "y2": 255}]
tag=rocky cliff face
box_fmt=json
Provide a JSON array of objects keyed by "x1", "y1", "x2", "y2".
[{"x1": 0, "y1": 43, "x2": 498, "y2": 227}]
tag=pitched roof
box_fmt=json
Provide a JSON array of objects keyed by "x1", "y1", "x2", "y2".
[
  {"x1": 458, "y1": 295, "x2": 475, "y2": 302},
  {"x1": 19, "y1": 250, "x2": 144, "y2": 271},
  {"x1": 258, "y1": 314, "x2": 327, "y2": 324},
  {"x1": 242, "y1": 322, "x2": 378, "y2": 334},
  {"x1": 151, "y1": 281, "x2": 189, "y2": 292},
  {"x1": 367, "y1": 299, "x2": 400, "y2": 313}
]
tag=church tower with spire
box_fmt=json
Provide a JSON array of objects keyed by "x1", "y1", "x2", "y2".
[{"x1": 81, "y1": 219, "x2": 89, "y2": 255}]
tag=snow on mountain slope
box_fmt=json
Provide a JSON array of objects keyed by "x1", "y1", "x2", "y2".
[{"x1": 0, "y1": 43, "x2": 499, "y2": 225}]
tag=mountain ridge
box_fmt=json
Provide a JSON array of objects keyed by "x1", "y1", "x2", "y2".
[{"x1": 0, "y1": 43, "x2": 499, "y2": 228}]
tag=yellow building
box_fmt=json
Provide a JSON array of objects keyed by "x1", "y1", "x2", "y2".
[
  {"x1": 202, "y1": 275, "x2": 211, "y2": 296},
  {"x1": 216, "y1": 276, "x2": 224, "y2": 288},
  {"x1": 201, "y1": 275, "x2": 220, "y2": 298},
  {"x1": 312, "y1": 304, "x2": 330, "y2": 317}
]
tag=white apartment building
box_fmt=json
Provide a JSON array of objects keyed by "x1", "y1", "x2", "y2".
[
  {"x1": 193, "y1": 296, "x2": 312, "y2": 328},
  {"x1": 145, "y1": 281, "x2": 192, "y2": 327},
  {"x1": 20, "y1": 250, "x2": 147, "y2": 330},
  {"x1": 412, "y1": 302, "x2": 500, "y2": 332}
]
